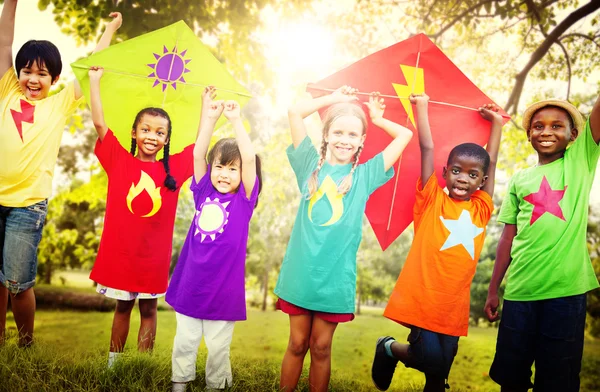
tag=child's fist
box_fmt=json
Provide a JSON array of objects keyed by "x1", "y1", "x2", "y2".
[
  {"x1": 409, "y1": 93, "x2": 429, "y2": 105},
  {"x1": 479, "y1": 103, "x2": 503, "y2": 122},
  {"x1": 88, "y1": 66, "x2": 104, "y2": 81},
  {"x1": 202, "y1": 86, "x2": 217, "y2": 105},
  {"x1": 206, "y1": 100, "x2": 224, "y2": 120},
  {"x1": 223, "y1": 100, "x2": 241, "y2": 120},
  {"x1": 332, "y1": 85, "x2": 359, "y2": 103},
  {"x1": 107, "y1": 12, "x2": 122, "y2": 31}
]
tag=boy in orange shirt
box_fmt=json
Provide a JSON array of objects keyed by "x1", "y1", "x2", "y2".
[{"x1": 371, "y1": 93, "x2": 503, "y2": 391}]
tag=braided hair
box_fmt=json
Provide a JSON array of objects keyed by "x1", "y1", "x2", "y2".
[
  {"x1": 131, "y1": 107, "x2": 177, "y2": 191},
  {"x1": 306, "y1": 102, "x2": 367, "y2": 199}
]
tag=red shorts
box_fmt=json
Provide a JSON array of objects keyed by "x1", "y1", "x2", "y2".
[{"x1": 276, "y1": 298, "x2": 355, "y2": 323}]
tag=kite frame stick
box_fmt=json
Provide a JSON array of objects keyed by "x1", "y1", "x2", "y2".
[
  {"x1": 306, "y1": 84, "x2": 510, "y2": 118},
  {"x1": 72, "y1": 63, "x2": 254, "y2": 98}
]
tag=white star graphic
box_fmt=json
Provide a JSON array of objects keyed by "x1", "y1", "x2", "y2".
[{"x1": 439, "y1": 210, "x2": 484, "y2": 259}]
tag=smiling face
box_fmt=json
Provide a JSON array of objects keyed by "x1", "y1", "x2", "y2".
[
  {"x1": 443, "y1": 154, "x2": 487, "y2": 201},
  {"x1": 18, "y1": 60, "x2": 57, "y2": 101},
  {"x1": 210, "y1": 157, "x2": 242, "y2": 194},
  {"x1": 527, "y1": 107, "x2": 577, "y2": 165},
  {"x1": 325, "y1": 115, "x2": 366, "y2": 165},
  {"x1": 131, "y1": 114, "x2": 170, "y2": 161}
]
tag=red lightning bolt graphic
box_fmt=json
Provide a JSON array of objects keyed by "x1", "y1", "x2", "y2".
[{"x1": 11, "y1": 99, "x2": 35, "y2": 142}]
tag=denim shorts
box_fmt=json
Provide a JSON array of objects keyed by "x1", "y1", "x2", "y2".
[
  {"x1": 489, "y1": 295, "x2": 587, "y2": 392},
  {"x1": 405, "y1": 326, "x2": 460, "y2": 380},
  {"x1": 0, "y1": 200, "x2": 48, "y2": 294}
]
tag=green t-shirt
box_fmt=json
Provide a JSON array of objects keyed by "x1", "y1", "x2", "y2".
[
  {"x1": 498, "y1": 118, "x2": 600, "y2": 301},
  {"x1": 274, "y1": 136, "x2": 394, "y2": 313}
]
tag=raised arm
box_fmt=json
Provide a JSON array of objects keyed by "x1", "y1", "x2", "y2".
[
  {"x1": 409, "y1": 94, "x2": 434, "y2": 184},
  {"x1": 194, "y1": 86, "x2": 223, "y2": 182},
  {"x1": 0, "y1": 0, "x2": 17, "y2": 78},
  {"x1": 224, "y1": 100, "x2": 256, "y2": 199},
  {"x1": 591, "y1": 94, "x2": 600, "y2": 144},
  {"x1": 365, "y1": 93, "x2": 412, "y2": 171},
  {"x1": 288, "y1": 85, "x2": 358, "y2": 148},
  {"x1": 479, "y1": 104, "x2": 504, "y2": 197},
  {"x1": 484, "y1": 223, "x2": 517, "y2": 322},
  {"x1": 88, "y1": 66, "x2": 108, "y2": 141},
  {"x1": 74, "y1": 12, "x2": 122, "y2": 100}
]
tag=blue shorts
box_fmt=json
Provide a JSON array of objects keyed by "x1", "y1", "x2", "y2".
[
  {"x1": 405, "y1": 326, "x2": 460, "y2": 380},
  {"x1": 489, "y1": 295, "x2": 587, "y2": 392},
  {"x1": 0, "y1": 200, "x2": 48, "y2": 294}
]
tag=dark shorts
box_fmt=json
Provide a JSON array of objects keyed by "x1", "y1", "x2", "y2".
[
  {"x1": 0, "y1": 200, "x2": 48, "y2": 294},
  {"x1": 276, "y1": 298, "x2": 355, "y2": 323},
  {"x1": 405, "y1": 326, "x2": 460, "y2": 380},
  {"x1": 489, "y1": 294, "x2": 587, "y2": 392}
]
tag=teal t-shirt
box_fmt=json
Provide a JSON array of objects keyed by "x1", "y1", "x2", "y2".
[
  {"x1": 498, "y1": 118, "x2": 600, "y2": 301},
  {"x1": 274, "y1": 136, "x2": 394, "y2": 313}
]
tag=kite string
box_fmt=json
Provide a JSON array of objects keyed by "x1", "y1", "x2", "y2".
[{"x1": 71, "y1": 63, "x2": 254, "y2": 98}]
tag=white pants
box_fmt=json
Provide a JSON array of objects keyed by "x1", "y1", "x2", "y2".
[{"x1": 172, "y1": 312, "x2": 235, "y2": 388}]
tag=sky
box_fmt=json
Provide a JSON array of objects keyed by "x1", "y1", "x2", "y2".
[{"x1": 2, "y1": 0, "x2": 600, "y2": 206}]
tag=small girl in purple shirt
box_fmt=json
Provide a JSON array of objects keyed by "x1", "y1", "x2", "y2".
[{"x1": 166, "y1": 87, "x2": 262, "y2": 391}]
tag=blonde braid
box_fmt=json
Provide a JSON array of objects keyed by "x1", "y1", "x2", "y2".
[
  {"x1": 337, "y1": 145, "x2": 363, "y2": 195},
  {"x1": 306, "y1": 138, "x2": 329, "y2": 199}
]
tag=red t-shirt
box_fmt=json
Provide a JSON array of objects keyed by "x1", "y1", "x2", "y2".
[
  {"x1": 384, "y1": 175, "x2": 493, "y2": 336},
  {"x1": 90, "y1": 130, "x2": 193, "y2": 293}
]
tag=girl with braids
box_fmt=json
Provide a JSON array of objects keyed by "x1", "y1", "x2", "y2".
[
  {"x1": 274, "y1": 85, "x2": 413, "y2": 391},
  {"x1": 87, "y1": 66, "x2": 194, "y2": 367},
  {"x1": 167, "y1": 87, "x2": 261, "y2": 392}
]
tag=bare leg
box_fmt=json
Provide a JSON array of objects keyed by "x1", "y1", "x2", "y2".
[
  {"x1": 110, "y1": 299, "x2": 135, "y2": 352},
  {"x1": 280, "y1": 314, "x2": 312, "y2": 391},
  {"x1": 10, "y1": 287, "x2": 35, "y2": 347},
  {"x1": 390, "y1": 340, "x2": 411, "y2": 363},
  {"x1": 0, "y1": 286, "x2": 7, "y2": 344},
  {"x1": 138, "y1": 298, "x2": 157, "y2": 352},
  {"x1": 308, "y1": 317, "x2": 338, "y2": 392}
]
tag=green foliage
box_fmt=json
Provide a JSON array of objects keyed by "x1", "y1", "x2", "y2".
[
  {"x1": 37, "y1": 0, "x2": 306, "y2": 88},
  {"x1": 587, "y1": 211, "x2": 600, "y2": 337}
]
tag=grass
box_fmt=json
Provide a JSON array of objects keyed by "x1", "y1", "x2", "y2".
[{"x1": 2, "y1": 307, "x2": 599, "y2": 392}]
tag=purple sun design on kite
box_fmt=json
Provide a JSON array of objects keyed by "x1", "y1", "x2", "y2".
[{"x1": 147, "y1": 46, "x2": 191, "y2": 92}]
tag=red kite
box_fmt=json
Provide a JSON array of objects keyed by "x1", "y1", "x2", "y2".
[{"x1": 308, "y1": 33, "x2": 510, "y2": 250}]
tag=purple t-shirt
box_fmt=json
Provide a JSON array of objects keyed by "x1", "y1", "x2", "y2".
[{"x1": 166, "y1": 169, "x2": 259, "y2": 321}]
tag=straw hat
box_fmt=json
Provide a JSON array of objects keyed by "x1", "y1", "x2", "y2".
[{"x1": 522, "y1": 99, "x2": 585, "y2": 131}]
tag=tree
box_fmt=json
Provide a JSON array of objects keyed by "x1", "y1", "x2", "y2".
[
  {"x1": 35, "y1": 0, "x2": 306, "y2": 87},
  {"x1": 333, "y1": 0, "x2": 599, "y2": 115}
]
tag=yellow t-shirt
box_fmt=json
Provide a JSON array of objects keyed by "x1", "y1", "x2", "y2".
[{"x1": 0, "y1": 69, "x2": 82, "y2": 207}]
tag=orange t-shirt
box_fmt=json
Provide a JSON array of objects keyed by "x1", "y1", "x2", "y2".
[{"x1": 384, "y1": 175, "x2": 493, "y2": 336}]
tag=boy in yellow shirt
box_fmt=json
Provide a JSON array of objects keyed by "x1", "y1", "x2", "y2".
[{"x1": 0, "y1": 0, "x2": 121, "y2": 346}]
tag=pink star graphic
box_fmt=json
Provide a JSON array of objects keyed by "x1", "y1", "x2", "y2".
[{"x1": 523, "y1": 176, "x2": 566, "y2": 225}]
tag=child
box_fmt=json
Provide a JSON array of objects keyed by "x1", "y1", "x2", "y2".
[
  {"x1": 166, "y1": 87, "x2": 261, "y2": 392},
  {"x1": 275, "y1": 85, "x2": 413, "y2": 392},
  {"x1": 372, "y1": 93, "x2": 503, "y2": 392},
  {"x1": 0, "y1": 1, "x2": 121, "y2": 346},
  {"x1": 484, "y1": 96, "x2": 600, "y2": 391},
  {"x1": 87, "y1": 66, "x2": 194, "y2": 367}
]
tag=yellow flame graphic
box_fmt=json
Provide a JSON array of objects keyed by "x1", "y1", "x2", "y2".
[
  {"x1": 392, "y1": 65, "x2": 425, "y2": 128},
  {"x1": 126, "y1": 171, "x2": 162, "y2": 218},
  {"x1": 308, "y1": 176, "x2": 344, "y2": 226}
]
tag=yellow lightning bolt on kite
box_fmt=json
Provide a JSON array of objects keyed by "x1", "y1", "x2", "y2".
[
  {"x1": 127, "y1": 171, "x2": 163, "y2": 218},
  {"x1": 308, "y1": 176, "x2": 344, "y2": 226},
  {"x1": 392, "y1": 65, "x2": 425, "y2": 128}
]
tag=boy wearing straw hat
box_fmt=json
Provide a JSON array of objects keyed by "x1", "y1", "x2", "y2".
[{"x1": 484, "y1": 96, "x2": 600, "y2": 391}]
